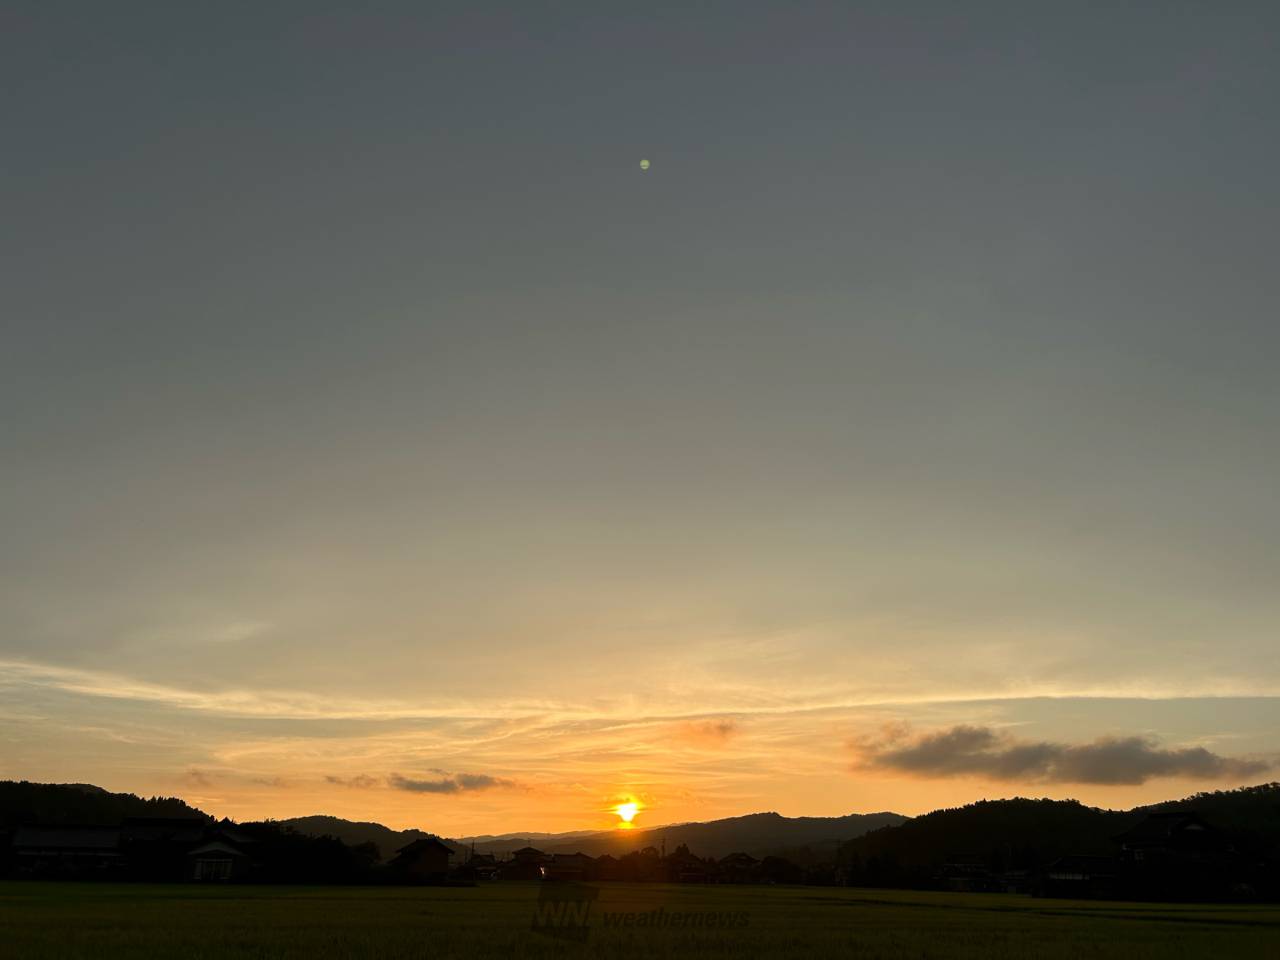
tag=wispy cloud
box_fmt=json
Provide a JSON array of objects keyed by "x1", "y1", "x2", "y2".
[
  {"x1": 854, "y1": 724, "x2": 1272, "y2": 785},
  {"x1": 207, "y1": 621, "x2": 272, "y2": 644},
  {"x1": 9, "y1": 657, "x2": 1280, "y2": 726},
  {"x1": 0, "y1": 659, "x2": 593, "y2": 722}
]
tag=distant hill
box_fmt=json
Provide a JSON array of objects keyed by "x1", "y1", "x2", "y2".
[
  {"x1": 0, "y1": 780, "x2": 208, "y2": 829},
  {"x1": 836, "y1": 782, "x2": 1280, "y2": 886},
  {"x1": 275, "y1": 816, "x2": 452, "y2": 862},
  {"x1": 455, "y1": 829, "x2": 599, "y2": 844},
  {"x1": 279, "y1": 810, "x2": 906, "y2": 862},
  {"x1": 18, "y1": 776, "x2": 1274, "y2": 880},
  {"x1": 463, "y1": 810, "x2": 908, "y2": 860}
]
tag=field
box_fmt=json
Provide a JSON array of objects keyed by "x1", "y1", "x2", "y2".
[{"x1": 3, "y1": 881, "x2": 1279, "y2": 959}]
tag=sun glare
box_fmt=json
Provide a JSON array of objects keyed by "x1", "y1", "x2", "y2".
[{"x1": 615, "y1": 800, "x2": 640, "y2": 829}]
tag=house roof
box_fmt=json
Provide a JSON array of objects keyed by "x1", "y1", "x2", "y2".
[
  {"x1": 187, "y1": 840, "x2": 247, "y2": 858},
  {"x1": 210, "y1": 827, "x2": 252, "y2": 846},
  {"x1": 12, "y1": 825, "x2": 121, "y2": 850},
  {"x1": 1045, "y1": 855, "x2": 1117, "y2": 875},
  {"x1": 943, "y1": 853, "x2": 988, "y2": 865},
  {"x1": 395, "y1": 837, "x2": 453, "y2": 856},
  {"x1": 121, "y1": 819, "x2": 208, "y2": 843},
  {"x1": 512, "y1": 846, "x2": 545, "y2": 856},
  {"x1": 667, "y1": 848, "x2": 704, "y2": 864},
  {"x1": 122, "y1": 817, "x2": 209, "y2": 827},
  {"x1": 1114, "y1": 811, "x2": 1213, "y2": 844}
]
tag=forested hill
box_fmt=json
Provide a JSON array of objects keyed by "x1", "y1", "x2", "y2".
[
  {"x1": 1142, "y1": 782, "x2": 1280, "y2": 842},
  {"x1": 0, "y1": 780, "x2": 207, "y2": 828},
  {"x1": 837, "y1": 783, "x2": 1280, "y2": 885},
  {"x1": 275, "y1": 816, "x2": 447, "y2": 862}
]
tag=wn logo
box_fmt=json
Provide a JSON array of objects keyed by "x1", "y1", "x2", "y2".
[{"x1": 531, "y1": 882, "x2": 599, "y2": 942}]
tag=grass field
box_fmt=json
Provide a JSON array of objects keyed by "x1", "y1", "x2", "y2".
[{"x1": 2, "y1": 881, "x2": 1279, "y2": 959}]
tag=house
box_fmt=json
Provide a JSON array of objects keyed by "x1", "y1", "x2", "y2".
[
  {"x1": 594, "y1": 853, "x2": 621, "y2": 881},
  {"x1": 1114, "y1": 812, "x2": 1229, "y2": 865},
  {"x1": 1037, "y1": 855, "x2": 1118, "y2": 899},
  {"x1": 389, "y1": 837, "x2": 453, "y2": 882},
  {"x1": 632, "y1": 846, "x2": 664, "y2": 882},
  {"x1": 937, "y1": 853, "x2": 992, "y2": 892},
  {"x1": 187, "y1": 838, "x2": 251, "y2": 881},
  {"x1": 996, "y1": 868, "x2": 1031, "y2": 895},
  {"x1": 1113, "y1": 811, "x2": 1239, "y2": 900},
  {"x1": 718, "y1": 852, "x2": 761, "y2": 884},
  {"x1": 462, "y1": 852, "x2": 499, "y2": 881},
  {"x1": 501, "y1": 846, "x2": 548, "y2": 881},
  {"x1": 120, "y1": 817, "x2": 214, "y2": 881},
  {"x1": 10, "y1": 825, "x2": 123, "y2": 878},
  {"x1": 8, "y1": 817, "x2": 257, "y2": 882},
  {"x1": 666, "y1": 844, "x2": 711, "y2": 883},
  {"x1": 542, "y1": 852, "x2": 595, "y2": 882},
  {"x1": 673, "y1": 858, "x2": 710, "y2": 883},
  {"x1": 1033, "y1": 813, "x2": 1242, "y2": 900}
]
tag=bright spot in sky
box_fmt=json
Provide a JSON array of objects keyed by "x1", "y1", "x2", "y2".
[
  {"x1": 615, "y1": 801, "x2": 639, "y2": 828},
  {"x1": 639, "y1": 159, "x2": 650, "y2": 171}
]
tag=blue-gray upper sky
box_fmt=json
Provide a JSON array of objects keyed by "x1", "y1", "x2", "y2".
[{"x1": 3, "y1": 2, "x2": 1278, "y2": 833}]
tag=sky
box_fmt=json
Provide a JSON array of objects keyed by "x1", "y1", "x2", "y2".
[{"x1": 2, "y1": 2, "x2": 1279, "y2": 836}]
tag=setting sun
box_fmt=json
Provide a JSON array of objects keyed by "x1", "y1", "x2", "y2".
[{"x1": 615, "y1": 800, "x2": 640, "y2": 829}]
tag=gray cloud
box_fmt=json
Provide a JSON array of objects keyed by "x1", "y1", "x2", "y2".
[
  {"x1": 856, "y1": 725, "x2": 1271, "y2": 785},
  {"x1": 325, "y1": 774, "x2": 380, "y2": 789},
  {"x1": 679, "y1": 719, "x2": 739, "y2": 744},
  {"x1": 251, "y1": 776, "x2": 292, "y2": 788},
  {"x1": 388, "y1": 772, "x2": 514, "y2": 794}
]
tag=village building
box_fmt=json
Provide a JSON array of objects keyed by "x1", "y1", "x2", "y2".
[
  {"x1": 1037, "y1": 855, "x2": 1119, "y2": 899},
  {"x1": 187, "y1": 839, "x2": 252, "y2": 881},
  {"x1": 1113, "y1": 811, "x2": 1239, "y2": 899},
  {"x1": 542, "y1": 852, "x2": 595, "y2": 882},
  {"x1": 8, "y1": 818, "x2": 254, "y2": 882},
  {"x1": 1114, "y1": 812, "x2": 1229, "y2": 866},
  {"x1": 10, "y1": 825, "x2": 123, "y2": 878},
  {"x1": 665, "y1": 844, "x2": 711, "y2": 883},
  {"x1": 937, "y1": 852, "x2": 992, "y2": 892},
  {"x1": 501, "y1": 846, "x2": 548, "y2": 881},
  {"x1": 718, "y1": 852, "x2": 761, "y2": 884},
  {"x1": 462, "y1": 852, "x2": 499, "y2": 881},
  {"x1": 388, "y1": 837, "x2": 453, "y2": 882}
]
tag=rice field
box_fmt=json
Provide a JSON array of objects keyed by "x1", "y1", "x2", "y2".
[{"x1": 2, "y1": 880, "x2": 1278, "y2": 959}]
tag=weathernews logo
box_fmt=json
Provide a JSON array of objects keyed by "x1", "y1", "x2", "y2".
[
  {"x1": 531, "y1": 883, "x2": 598, "y2": 942},
  {"x1": 531, "y1": 884, "x2": 750, "y2": 941}
]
